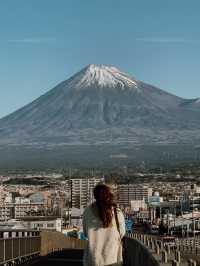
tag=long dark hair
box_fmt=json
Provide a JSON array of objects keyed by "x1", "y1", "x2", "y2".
[{"x1": 93, "y1": 184, "x2": 116, "y2": 228}]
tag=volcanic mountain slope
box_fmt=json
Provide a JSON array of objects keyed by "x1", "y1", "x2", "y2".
[{"x1": 0, "y1": 64, "x2": 200, "y2": 144}]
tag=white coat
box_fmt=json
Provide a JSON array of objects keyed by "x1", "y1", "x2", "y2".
[{"x1": 83, "y1": 204, "x2": 126, "y2": 266}]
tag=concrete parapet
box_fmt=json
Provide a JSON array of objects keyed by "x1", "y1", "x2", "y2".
[{"x1": 40, "y1": 231, "x2": 87, "y2": 256}]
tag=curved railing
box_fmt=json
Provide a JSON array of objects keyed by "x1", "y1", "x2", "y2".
[{"x1": 129, "y1": 233, "x2": 198, "y2": 266}]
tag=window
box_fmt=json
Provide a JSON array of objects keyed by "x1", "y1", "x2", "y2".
[
  {"x1": 38, "y1": 224, "x2": 43, "y2": 227},
  {"x1": 47, "y1": 223, "x2": 54, "y2": 228}
]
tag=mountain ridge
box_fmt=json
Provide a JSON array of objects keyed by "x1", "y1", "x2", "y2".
[{"x1": 0, "y1": 64, "x2": 200, "y2": 145}]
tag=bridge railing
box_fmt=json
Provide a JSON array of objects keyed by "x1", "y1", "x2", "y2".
[
  {"x1": 128, "y1": 232, "x2": 198, "y2": 266},
  {"x1": 175, "y1": 237, "x2": 200, "y2": 256},
  {"x1": 1, "y1": 229, "x2": 198, "y2": 266},
  {"x1": 0, "y1": 230, "x2": 41, "y2": 265}
]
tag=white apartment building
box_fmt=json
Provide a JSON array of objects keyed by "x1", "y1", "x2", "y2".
[
  {"x1": 0, "y1": 204, "x2": 14, "y2": 221},
  {"x1": 0, "y1": 218, "x2": 63, "y2": 232},
  {"x1": 14, "y1": 203, "x2": 44, "y2": 218},
  {"x1": 70, "y1": 177, "x2": 104, "y2": 208},
  {"x1": 130, "y1": 199, "x2": 147, "y2": 212},
  {"x1": 26, "y1": 218, "x2": 62, "y2": 232},
  {"x1": 0, "y1": 196, "x2": 45, "y2": 220},
  {"x1": 117, "y1": 184, "x2": 152, "y2": 207},
  {"x1": 0, "y1": 189, "x2": 13, "y2": 204},
  {"x1": 14, "y1": 197, "x2": 45, "y2": 218}
]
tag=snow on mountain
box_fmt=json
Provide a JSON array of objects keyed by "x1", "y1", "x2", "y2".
[
  {"x1": 180, "y1": 98, "x2": 200, "y2": 109},
  {"x1": 0, "y1": 64, "x2": 200, "y2": 145},
  {"x1": 72, "y1": 64, "x2": 138, "y2": 89},
  {"x1": 192, "y1": 98, "x2": 200, "y2": 105}
]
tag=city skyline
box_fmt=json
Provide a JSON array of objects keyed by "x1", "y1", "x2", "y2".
[{"x1": 1, "y1": 1, "x2": 200, "y2": 118}]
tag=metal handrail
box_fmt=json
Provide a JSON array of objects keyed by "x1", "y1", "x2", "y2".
[{"x1": 0, "y1": 230, "x2": 41, "y2": 265}]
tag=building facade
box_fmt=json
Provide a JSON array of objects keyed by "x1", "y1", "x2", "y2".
[
  {"x1": 0, "y1": 196, "x2": 46, "y2": 221},
  {"x1": 117, "y1": 184, "x2": 152, "y2": 207},
  {"x1": 0, "y1": 204, "x2": 14, "y2": 221},
  {"x1": 70, "y1": 178, "x2": 104, "y2": 208}
]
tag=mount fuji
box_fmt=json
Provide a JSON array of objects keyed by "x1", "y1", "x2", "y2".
[{"x1": 0, "y1": 64, "x2": 200, "y2": 169}]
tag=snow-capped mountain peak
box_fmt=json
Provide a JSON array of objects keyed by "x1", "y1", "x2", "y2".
[
  {"x1": 73, "y1": 64, "x2": 138, "y2": 90},
  {"x1": 195, "y1": 98, "x2": 200, "y2": 104}
]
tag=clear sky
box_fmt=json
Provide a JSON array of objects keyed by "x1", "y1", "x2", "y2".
[{"x1": 0, "y1": 0, "x2": 200, "y2": 118}]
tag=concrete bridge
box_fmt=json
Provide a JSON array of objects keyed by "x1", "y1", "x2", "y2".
[{"x1": 0, "y1": 230, "x2": 198, "y2": 266}]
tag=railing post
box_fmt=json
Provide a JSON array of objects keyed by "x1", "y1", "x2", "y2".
[
  {"x1": 3, "y1": 238, "x2": 6, "y2": 262},
  {"x1": 143, "y1": 235, "x2": 146, "y2": 245},
  {"x1": 166, "y1": 244, "x2": 171, "y2": 255},
  {"x1": 175, "y1": 251, "x2": 181, "y2": 263},
  {"x1": 150, "y1": 239, "x2": 154, "y2": 250},
  {"x1": 155, "y1": 244, "x2": 160, "y2": 255},
  {"x1": 158, "y1": 240, "x2": 163, "y2": 250},
  {"x1": 188, "y1": 259, "x2": 197, "y2": 266},
  {"x1": 172, "y1": 260, "x2": 179, "y2": 266},
  {"x1": 162, "y1": 250, "x2": 168, "y2": 263}
]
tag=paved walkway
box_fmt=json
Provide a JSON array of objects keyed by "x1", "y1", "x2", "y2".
[{"x1": 22, "y1": 249, "x2": 83, "y2": 266}]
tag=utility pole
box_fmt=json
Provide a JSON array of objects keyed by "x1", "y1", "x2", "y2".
[
  {"x1": 173, "y1": 202, "x2": 176, "y2": 235},
  {"x1": 181, "y1": 192, "x2": 184, "y2": 237},
  {"x1": 192, "y1": 189, "x2": 195, "y2": 238},
  {"x1": 167, "y1": 210, "x2": 170, "y2": 235}
]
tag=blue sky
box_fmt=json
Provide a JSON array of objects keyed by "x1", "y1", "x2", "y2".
[{"x1": 0, "y1": 0, "x2": 200, "y2": 118}]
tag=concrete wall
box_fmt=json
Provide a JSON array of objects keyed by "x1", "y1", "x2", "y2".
[
  {"x1": 41, "y1": 232, "x2": 160, "y2": 266},
  {"x1": 40, "y1": 231, "x2": 87, "y2": 256}
]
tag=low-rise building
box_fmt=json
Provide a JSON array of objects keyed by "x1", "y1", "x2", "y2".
[
  {"x1": 130, "y1": 199, "x2": 147, "y2": 212},
  {"x1": 25, "y1": 217, "x2": 62, "y2": 232}
]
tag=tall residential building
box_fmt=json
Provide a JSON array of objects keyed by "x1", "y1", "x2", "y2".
[
  {"x1": 117, "y1": 184, "x2": 152, "y2": 207},
  {"x1": 70, "y1": 178, "x2": 104, "y2": 209}
]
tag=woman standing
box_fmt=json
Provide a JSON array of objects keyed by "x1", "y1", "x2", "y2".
[{"x1": 83, "y1": 184, "x2": 125, "y2": 266}]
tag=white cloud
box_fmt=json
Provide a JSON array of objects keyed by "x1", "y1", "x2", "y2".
[
  {"x1": 7, "y1": 38, "x2": 56, "y2": 44},
  {"x1": 135, "y1": 37, "x2": 200, "y2": 44}
]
